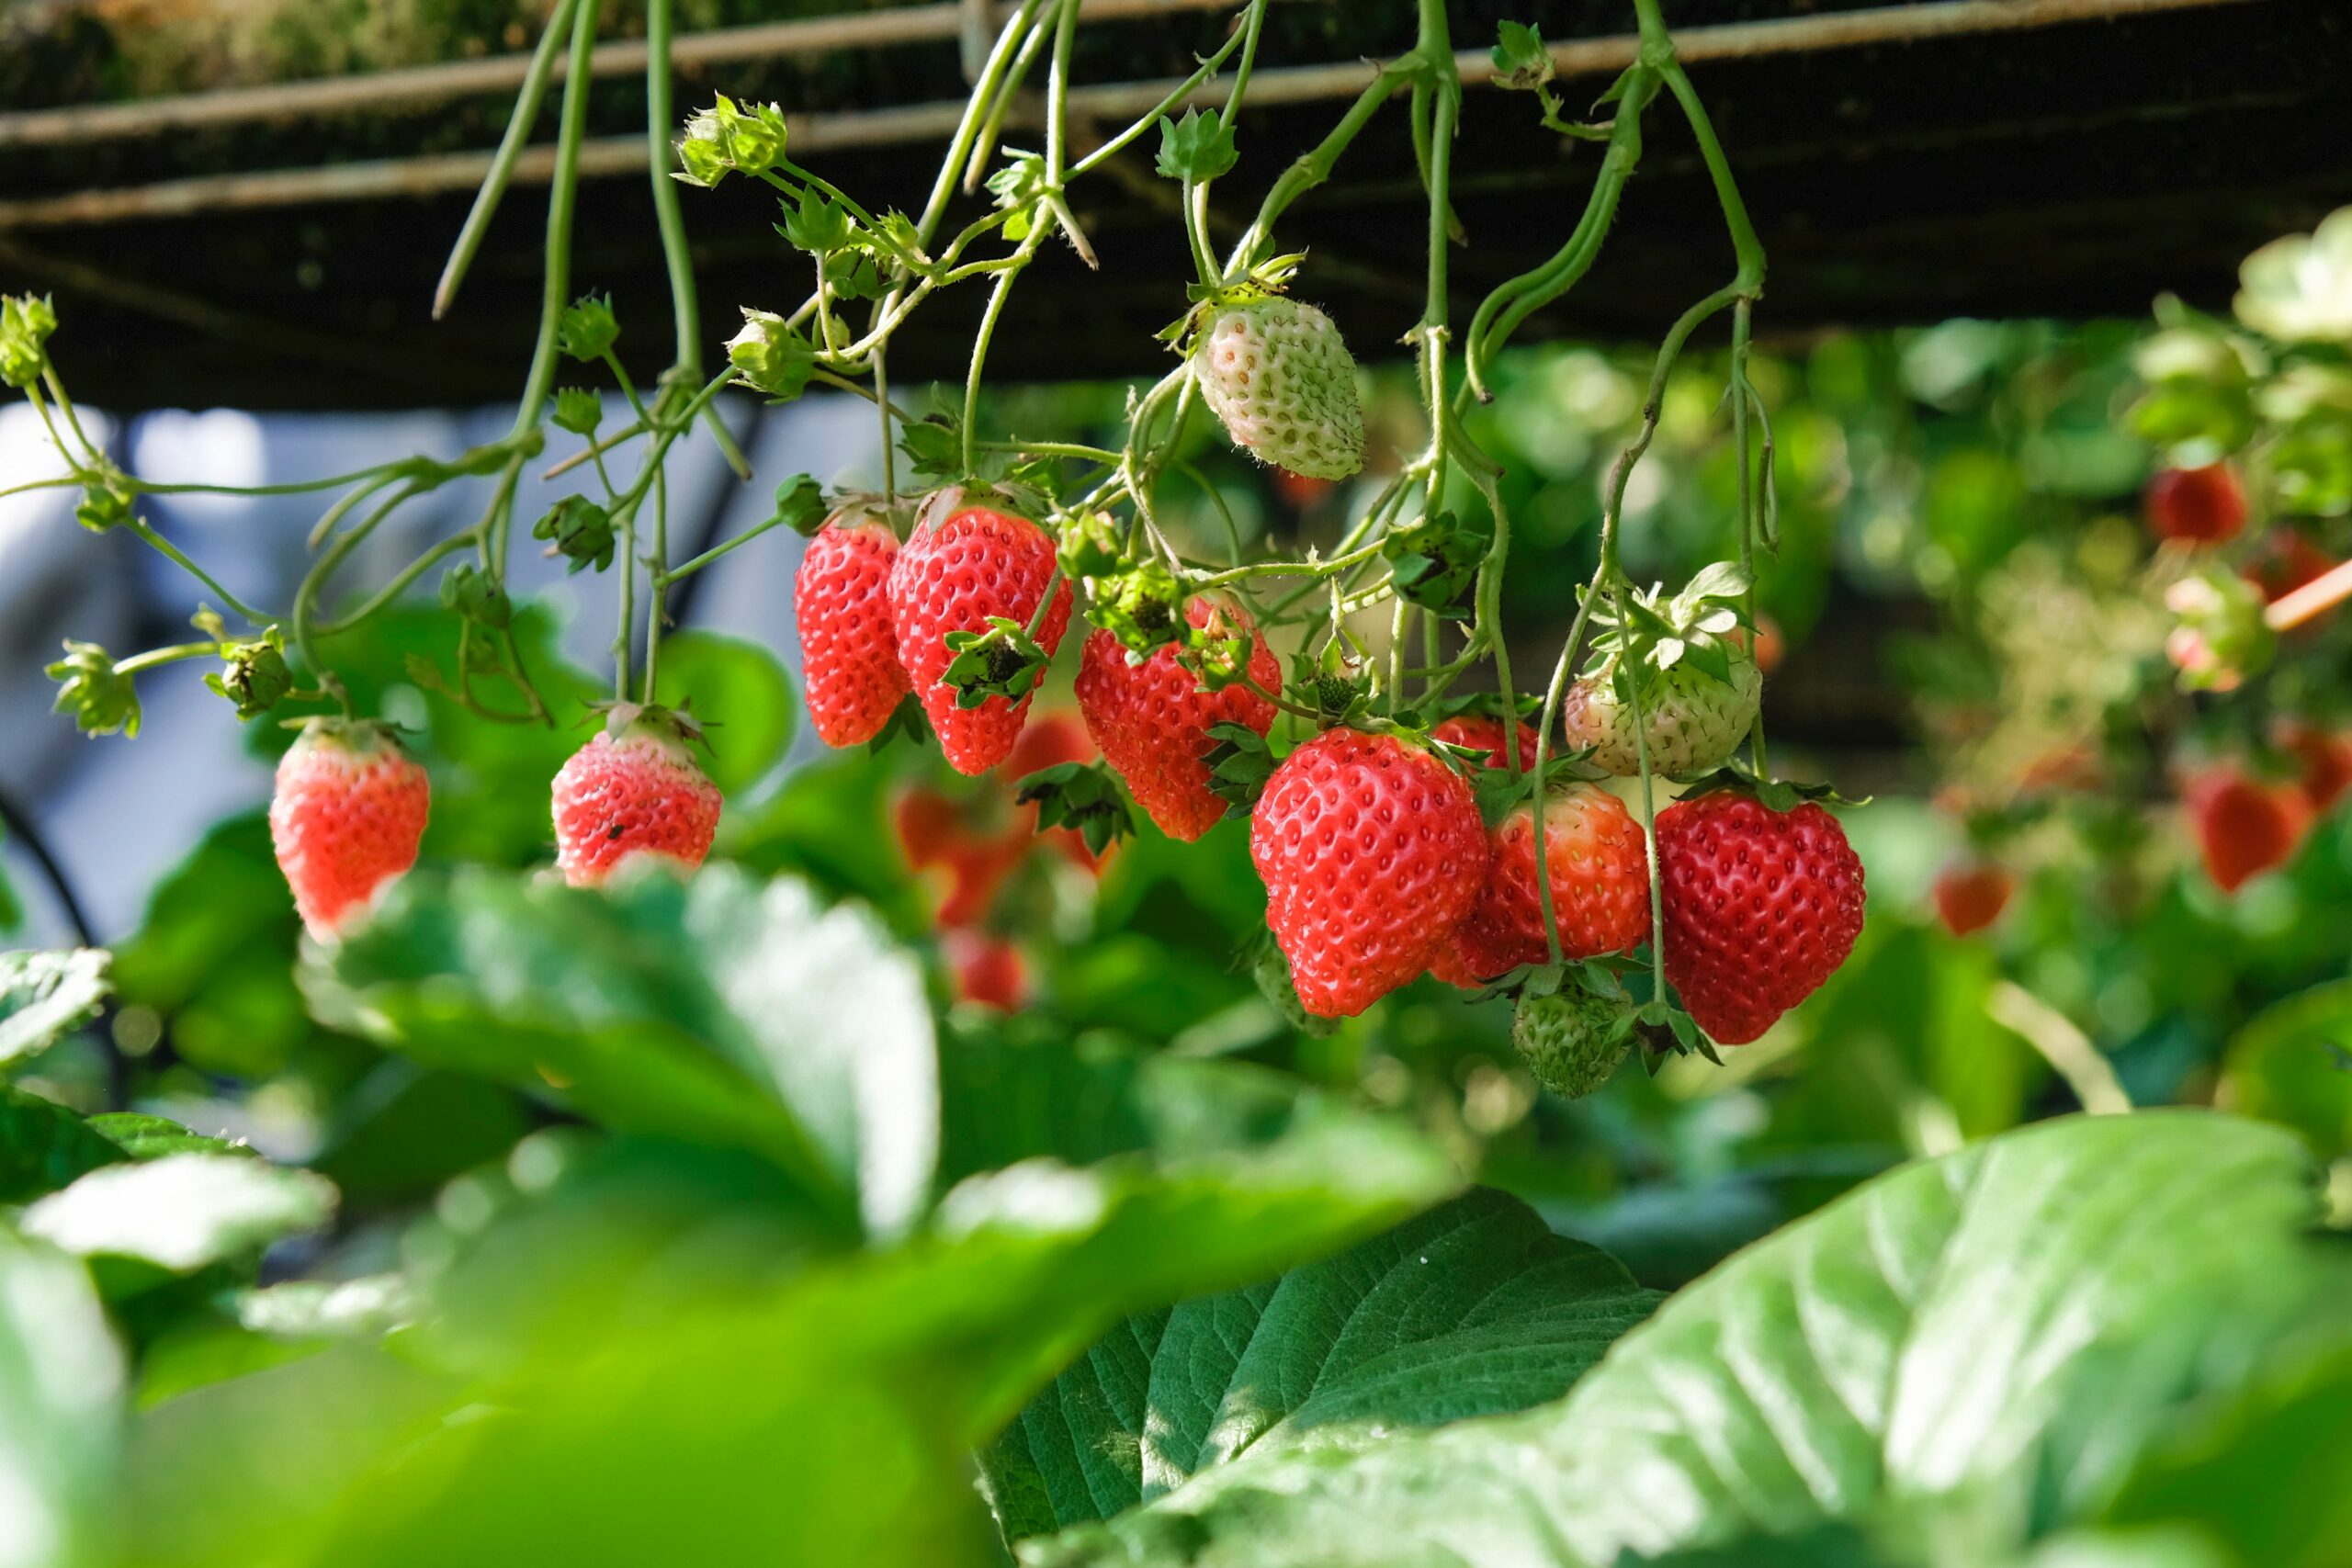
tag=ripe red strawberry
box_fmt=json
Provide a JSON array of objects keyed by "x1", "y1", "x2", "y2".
[
  {"x1": 1657, "y1": 791, "x2": 1866, "y2": 1045},
  {"x1": 551, "y1": 707, "x2": 723, "y2": 887},
  {"x1": 1438, "y1": 783, "x2": 1648, "y2": 986},
  {"x1": 2146, "y1": 463, "x2": 2247, "y2": 545},
  {"x1": 2245, "y1": 528, "x2": 2335, "y2": 604},
  {"x1": 893, "y1": 787, "x2": 964, "y2": 869},
  {"x1": 1076, "y1": 598, "x2": 1278, "y2": 842},
  {"x1": 945, "y1": 929, "x2": 1028, "y2": 1010},
  {"x1": 2278, "y1": 723, "x2": 2352, "y2": 815},
  {"x1": 1430, "y1": 714, "x2": 1538, "y2": 773},
  {"x1": 889, "y1": 505, "x2": 1073, "y2": 774},
  {"x1": 796, "y1": 513, "x2": 908, "y2": 747},
  {"x1": 2185, "y1": 767, "x2": 2310, "y2": 894},
  {"x1": 1250, "y1": 729, "x2": 1487, "y2": 1018},
  {"x1": 269, "y1": 720, "x2": 430, "y2": 941},
  {"x1": 1931, "y1": 858, "x2": 2014, "y2": 937}
]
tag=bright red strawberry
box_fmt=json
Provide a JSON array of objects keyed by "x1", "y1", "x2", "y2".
[
  {"x1": 2278, "y1": 723, "x2": 2352, "y2": 815},
  {"x1": 2245, "y1": 528, "x2": 2335, "y2": 604},
  {"x1": 1657, "y1": 791, "x2": 1866, "y2": 1045},
  {"x1": 1439, "y1": 783, "x2": 1648, "y2": 986},
  {"x1": 796, "y1": 514, "x2": 909, "y2": 747},
  {"x1": 1931, "y1": 858, "x2": 2014, "y2": 937},
  {"x1": 269, "y1": 720, "x2": 430, "y2": 941},
  {"x1": 946, "y1": 929, "x2": 1028, "y2": 1010},
  {"x1": 1430, "y1": 714, "x2": 1538, "y2": 773},
  {"x1": 888, "y1": 505, "x2": 1073, "y2": 775},
  {"x1": 1250, "y1": 729, "x2": 1488, "y2": 1019},
  {"x1": 2146, "y1": 463, "x2": 2247, "y2": 545},
  {"x1": 2185, "y1": 767, "x2": 2310, "y2": 894},
  {"x1": 1075, "y1": 598, "x2": 1278, "y2": 842},
  {"x1": 893, "y1": 786, "x2": 964, "y2": 869},
  {"x1": 551, "y1": 707, "x2": 723, "y2": 887}
]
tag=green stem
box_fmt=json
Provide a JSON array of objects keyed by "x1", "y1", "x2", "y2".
[
  {"x1": 1225, "y1": 57, "x2": 1416, "y2": 278},
  {"x1": 116, "y1": 641, "x2": 222, "y2": 676},
  {"x1": 961, "y1": 222, "x2": 1052, "y2": 475},
  {"x1": 316, "y1": 532, "x2": 478, "y2": 636},
  {"x1": 124, "y1": 520, "x2": 275, "y2": 624},
  {"x1": 509, "y1": 0, "x2": 597, "y2": 444},
  {"x1": 643, "y1": 465, "x2": 670, "y2": 701},
  {"x1": 1618, "y1": 585, "x2": 1668, "y2": 1011},
  {"x1": 39, "y1": 367, "x2": 99, "y2": 464},
  {"x1": 1068, "y1": 11, "x2": 1256, "y2": 178},
  {"x1": 1732, "y1": 298, "x2": 1770, "y2": 778},
  {"x1": 436, "y1": 0, "x2": 581, "y2": 318},
  {"x1": 659, "y1": 508, "x2": 800, "y2": 585}
]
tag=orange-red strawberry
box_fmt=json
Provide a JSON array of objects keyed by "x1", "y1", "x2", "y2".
[
  {"x1": 1076, "y1": 598, "x2": 1278, "y2": 842},
  {"x1": 1250, "y1": 729, "x2": 1487, "y2": 1019},
  {"x1": 551, "y1": 707, "x2": 723, "y2": 887},
  {"x1": 1931, "y1": 858, "x2": 2014, "y2": 937},
  {"x1": 2245, "y1": 528, "x2": 2335, "y2": 604},
  {"x1": 1430, "y1": 714, "x2": 1538, "y2": 773},
  {"x1": 2146, "y1": 463, "x2": 2247, "y2": 545},
  {"x1": 1657, "y1": 791, "x2": 1866, "y2": 1045},
  {"x1": 1438, "y1": 783, "x2": 1648, "y2": 986},
  {"x1": 2185, "y1": 766, "x2": 2310, "y2": 894},
  {"x1": 888, "y1": 505, "x2": 1072, "y2": 775},
  {"x1": 269, "y1": 720, "x2": 429, "y2": 941},
  {"x1": 2278, "y1": 722, "x2": 2352, "y2": 815},
  {"x1": 946, "y1": 929, "x2": 1028, "y2": 1010},
  {"x1": 796, "y1": 513, "x2": 908, "y2": 747},
  {"x1": 893, "y1": 786, "x2": 964, "y2": 869}
]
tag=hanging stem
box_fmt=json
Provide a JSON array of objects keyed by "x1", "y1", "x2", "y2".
[
  {"x1": 508, "y1": 0, "x2": 597, "y2": 446},
  {"x1": 436, "y1": 0, "x2": 582, "y2": 319}
]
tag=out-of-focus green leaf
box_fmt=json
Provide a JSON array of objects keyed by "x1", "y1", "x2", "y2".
[
  {"x1": 2220, "y1": 977, "x2": 2352, "y2": 1161},
  {"x1": 21, "y1": 1153, "x2": 334, "y2": 1273},
  {"x1": 302, "y1": 864, "x2": 937, "y2": 1238},
  {"x1": 85, "y1": 1112, "x2": 253, "y2": 1162},
  {"x1": 311, "y1": 1062, "x2": 533, "y2": 1204},
  {"x1": 1027, "y1": 1113, "x2": 2321, "y2": 1568},
  {"x1": 0, "y1": 948, "x2": 108, "y2": 1068},
  {"x1": 647, "y1": 630, "x2": 796, "y2": 796},
  {"x1": 2101, "y1": 1339, "x2": 2352, "y2": 1568},
  {"x1": 0, "y1": 1085, "x2": 126, "y2": 1202},
  {"x1": 108, "y1": 814, "x2": 291, "y2": 1013},
  {"x1": 982, "y1": 1186, "x2": 1657, "y2": 1540},
  {"x1": 0, "y1": 1226, "x2": 123, "y2": 1568}
]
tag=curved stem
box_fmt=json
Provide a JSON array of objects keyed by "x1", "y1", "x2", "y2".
[
  {"x1": 124, "y1": 520, "x2": 275, "y2": 624},
  {"x1": 436, "y1": 0, "x2": 581, "y2": 319},
  {"x1": 508, "y1": 0, "x2": 597, "y2": 445}
]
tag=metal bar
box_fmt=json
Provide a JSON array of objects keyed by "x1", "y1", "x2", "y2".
[
  {"x1": 0, "y1": 0, "x2": 2285, "y2": 231},
  {"x1": 0, "y1": 0, "x2": 1257, "y2": 150}
]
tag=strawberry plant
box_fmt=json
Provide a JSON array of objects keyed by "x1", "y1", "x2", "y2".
[{"x1": 2, "y1": 4, "x2": 2351, "y2": 1567}]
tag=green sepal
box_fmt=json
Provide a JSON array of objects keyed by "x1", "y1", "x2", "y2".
[
  {"x1": 1014, "y1": 761, "x2": 1136, "y2": 857},
  {"x1": 1089, "y1": 561, "x2": 1187, "y2": 660},
  {"x1": 1238, "y1": 926, "x2": 1339, "y2": 1039},
  {"x1": 556, "y1": 294, "x2": 619, "y2": 362},
  {"x1": 46, "y1": 641, "x2": 140, "y2": 738},
  {"x1": 530, "y1": 494, "x2": 616, "y2": 574},
  {"x1": 767, "y1": 474, "x2": 830, "y2": 537},
  {"x1": 726, "y1": 309, "x2": 816, "y2": 402},
  {"x1": 1203, "y1": 722, "x2": 1278, "y2": 818},
  {"x1": 1671, "y1": 765, "x2": 1869, "y2": 813},
  {"x1": 1155, "y1": 107, "x2": 1238, "y2": 184},
  {"x1": 940, "y1": 617, "x2": 1049, "y2": 709},
  {"x1": 866, "y1": 694, "x2": 933, "y2": 756},
  {"x1": 551, "y1": 387, "x2": 602, "y2": 436},
  {"x1": 205, "y1": 625, "x2": 295, "y2": 722},
  {"x1": 1490, "y1": 20, "x2": 1554, "y2": 91},
  {"x1": 1381, "y1": 508, "x2": 1494, "y2": 620}
]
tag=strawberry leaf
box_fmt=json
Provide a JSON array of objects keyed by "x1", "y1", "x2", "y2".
[{"x1": 1204, "y1": 722, "x2": 1278, "y2": 818}]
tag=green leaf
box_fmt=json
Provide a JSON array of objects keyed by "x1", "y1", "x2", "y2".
[
  {"x1": 0, "y1": 1084, "x2": 129, "y2": 1201},
  {"x1": 87, "y1": 1111, "x2": 254, "y2": 1162},
  {"x1": 1490, "y1": 20, "x2": 1554, "y2": 90},
  {"x1": 1154, "y1": 109, "x2": 1238, "y2": 184},
  {"x1": 1016, "y1": 763, "x2": 1136, "y2": 858},
  {"x1": 301, "y1": 865, "x2": 938, "y2": 1238},
  {"x1": 1029, "y1": 1113, "x2": 2324, "y2": 1567},
  {"x1": 2219, "y1": 977, "x2": 2352, "y2": 1162},
  {"x1": 22, "y1": 1152, "x2": 334, "y2": 1272},
  {"x1": 0, "y1": 1226, "x2": 122, "y2": 1568},
  {"x1": 982, "y1": 1187, "x2": 1658, "y2": 1540},
  {"x1": 0, "y1": 947, "x2": 109, "y2": 1069},
  {"x1": 648, "y1": 631, "x2": 796, "y2": 797},
  {"x1": 779, "y1": 183, "x2": 855, "y2": 254}
]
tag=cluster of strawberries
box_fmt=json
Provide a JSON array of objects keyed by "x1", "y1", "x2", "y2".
[
  {"x1": 797, "y1": 502, "x2": 1868, "y2": 1053},
  {"x1": 267, "y1": 706, "x2": 722, "y2": 942}
]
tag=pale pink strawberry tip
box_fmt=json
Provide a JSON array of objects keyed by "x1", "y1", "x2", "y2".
[
  {"x1": 550, "y1": 728, "x2": 724, "y2": 888},
  {"x1": 269, "y1": 728, "x2": 430, "y2": 941}
]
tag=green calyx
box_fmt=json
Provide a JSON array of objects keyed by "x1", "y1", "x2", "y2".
[
  {"x1": 46, "y1": 641, "x2": 140, "y2": 738},
  {"x1": 207, "y1": 628, "x2": 295, "y2": 722},
  {"x1": 532, "y1": 495, "x2": 616, "y2": 574},
  {"x1": 940, "y1": 617, "x2": 1049, "y2": 709},
  {"x1": 1014, "y1": 761, "x2": 1135, "y2": 857}
]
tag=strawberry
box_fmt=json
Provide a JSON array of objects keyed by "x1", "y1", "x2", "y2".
[
  {"x1": 2245, "y1": 527, "x2": 2335, "y2": 604},
  {"x1": 1250, "y1": 729, "x2": 1487, "y2": 1019},
  {"x1": 551, "y1": 707, "x2": 723, "y2": 887},
  {"x1": 892, "y1": 786, "x2": 964, "y2": 870},
  {"x1": 889, "y1": 504, "x2": 1073, "y2": 774},
  {"x1": 2278, "y1": 722, "x2": 2352, "y2": 815},
  {"x1": 1562, "y1": 657, "x2": 1761, "y2": 778},
  {"x1": 1657, "y1": 790, "x2": 1866, "y2": 1045},
  {"x1": 796, "y1": 513, "x2": 909, "y2": 747},
  {"x1": 1931, "y1": 858, "x2": 2014, "y2": 937},
  {"x1": 1075, "y1": 598, "x2": 1278, "y2": 841},
  {"x1": 2185, "y1": 766, "x2": 2310, "y2": 894},
  {"x1": 1192, "y1": 297, "x2": 1365, "y2": 482},
  {"x1": 1438, "y1": 783, "x2": 1648, "y2": 986},
  {"x1": 1430, "y1": 714, "x2": 1538, "y2": 773},
  {"x1": 269, "y1": 719, "x2": 430, "y2": 941},
  {"x1": 1512, "y1": 988, "x2": 1636, "y2": 1100},
  {"x1": 2146, "y1": 463, "x2": 2247, "y2": 545},
  {"x1": 945, "y1": 929, "x2": 1028, "y2": 1010}
]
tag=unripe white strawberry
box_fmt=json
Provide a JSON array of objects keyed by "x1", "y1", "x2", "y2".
[
  {"x1": 1563, "y1": 654, "x2": 1762, "y2": 779},
  {"x1": 1192, "y1": 298, "x2": 1364, "y2": 482}
]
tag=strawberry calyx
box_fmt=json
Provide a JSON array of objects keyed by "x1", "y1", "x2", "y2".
[
  {"x1": 1158, "y1": 252, "x2": 1308, "y2": 351},
  {"x1": 1668, "y1": 763, "x2": 1870, "y2": 813},
  {"x1": 1580, "y1": 559, "x2": 1757, "y2": 702},
  {"x1": 592, "y1": 700, "x2": 711, "y2": 761}
]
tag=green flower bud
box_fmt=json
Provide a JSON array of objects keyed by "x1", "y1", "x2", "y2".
[
  {"x1": 0, "y1": 294, "x2": 58, "y2": 389},
  {"x1": 532, "y1": 494, "x2": 616, "y2": 574},
  {"x1": 439, "y1": 564, "x2": 514, "y2": 628},
  {"x1": 74, "y1": 476, "x2": 134, "y2": 535},
  {"x1": 557, "y1": 295, "x2": 619, "y2": 362},
  {"x1": 727, "y1": 309, "x2": 815, "y2": 400},
  {"x1": 206, "y1": 629, "x2": 294, "y2": 721},
  {"x1": 46, "y1": 641, "x2": 141, "y2": 738},
  {"x1": 552, "y1": 387, "x2": 603, "y2": 436}
]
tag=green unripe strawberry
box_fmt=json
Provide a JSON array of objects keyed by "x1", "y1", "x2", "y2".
[
  {"x1": 1510, "y1": 988, "x2": 1635, "y2": 1100},
  {"x1": 1563, "y1": 654, "x2": 1761, "y2": 779},
  {"x1": 1192, "y1": 298, "x2": 1364, "y2": 482}
]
